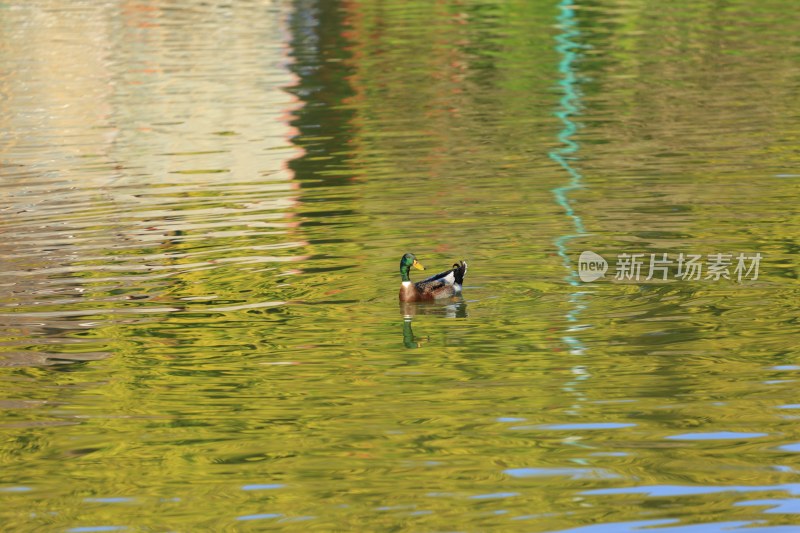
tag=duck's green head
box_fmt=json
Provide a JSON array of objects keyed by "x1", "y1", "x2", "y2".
[{"x1": 400, "y1": 253, "x2": 425, "y2": 281}]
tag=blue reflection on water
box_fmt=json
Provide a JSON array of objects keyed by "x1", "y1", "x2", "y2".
[
  {"x1": 536, "y1": 422, "x2": 636, "y2": 430},
  {"x1": 236, "y1": 513, "x2": 282, "y2": 521},
  {"x1": 554, "y1": 519, "x2": 800, "y2": 532},
  {"x1": 665, "y1": 431, "x2": 768, "y2": 440},
  {"x1": 737, "y1": 498, "x2": 800, "y2": 513},
  {"x1": 583, "y1": 483, "x2": 800, "y2": 497},
  {"x1": 241, "y1": 483, "x2": 285, "y2": 491},
  {"x1": 505, "y1": 467, "x2": 619, "y2": 480},
  {"x1": 469, "y1": 492, "x2": 520, "y2": 500},
  {"x1": 67, "y1": 526, "x2": 128, "y2": 533},
  {"x1": 0, "y1": 486, "x2": 32, "y2": 492}
]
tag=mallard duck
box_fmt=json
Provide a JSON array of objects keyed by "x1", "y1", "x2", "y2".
[{"x1": 399, "y1": 253, "x2": 467, "y2": 302}]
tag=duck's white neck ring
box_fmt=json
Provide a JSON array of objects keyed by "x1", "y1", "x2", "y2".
[{"x1": 401, "y1": 281, "x2": 412, "y2": 286}]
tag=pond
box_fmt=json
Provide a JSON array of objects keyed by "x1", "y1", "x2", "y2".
[{"x1": 1, "y1": 0, "x2": 799, "y2": 531}]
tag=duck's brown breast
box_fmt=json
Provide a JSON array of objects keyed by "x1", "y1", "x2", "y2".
[{"x1": 399, "y1": 283, "x2": 418, "y2": 302}]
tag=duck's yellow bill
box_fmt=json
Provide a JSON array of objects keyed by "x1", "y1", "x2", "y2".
[{"x1": 413, "y1": 260, "x2": 425, "y2": 270}]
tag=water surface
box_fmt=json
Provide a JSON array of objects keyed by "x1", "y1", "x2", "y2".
[{"x1": 1, "y1": 0, "x2": 799, "y2": 531}]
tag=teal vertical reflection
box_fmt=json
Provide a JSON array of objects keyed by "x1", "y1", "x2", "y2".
[{"x1": 550, "y1": 0, "x2": 587, "y2": 356}]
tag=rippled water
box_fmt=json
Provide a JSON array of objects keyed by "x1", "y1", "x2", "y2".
[{"x1": 1, "y1": 0, "x2": 799, "y2": 530}]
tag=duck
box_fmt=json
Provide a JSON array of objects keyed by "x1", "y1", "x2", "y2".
[{"x1": 399, "y1": 253, "x2": 467, "y2": 302}]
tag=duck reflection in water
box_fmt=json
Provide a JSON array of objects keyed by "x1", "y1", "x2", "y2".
[{"x1": 400, "y1": 299, "x2": 468, "y2": 348}]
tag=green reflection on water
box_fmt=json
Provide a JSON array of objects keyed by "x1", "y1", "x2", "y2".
[{"x1": 551, "y1": 0, "x2": 589, "y2": 363}]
